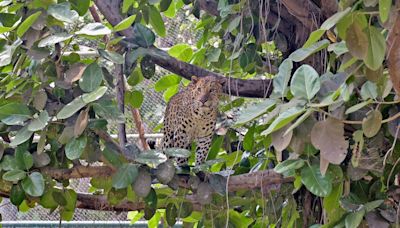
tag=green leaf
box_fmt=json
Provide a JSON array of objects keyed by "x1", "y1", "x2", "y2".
[
  {"x1": 56, "y1": 97, "x2": 86, "y2": 120},
  {"x1": 125, "y1": 90, "x2": 144, "y2": 108},
  {"x1": 154, "y1": 74, "x2": 181, "y2": 92},
  {"x1": 0, "y1": 39, "x2": 22, "y2": 67},
  {"x1": 284, "y1": 109, "x2": 314, "y2": 135},
  {"x1": 79, "y1": 63, "x2": 103, "y2": 93},
  {"x1": 274, "y1": 159, "x2": 305, "y2": 174},
  {"x1": 379, "y1": 0, "x2": 391, "y2": 22},
  {"x1": 262, "y1": 106, "x2": 305, "y2": 136},
  {"x1": 362, "y1": 110, "x2": 382, "y2": 138},
  {"x1": 163, "y1": 84, "x2": 179, "y2": 102},
  {"x1": 243, "y1": 125, "x2": 255, "y2": 151},
  {"x1": 131, "y1": 23, "x2": 155, "y2": 47},
  {"x1": 364, "y1": 26, "x2": 386, "y2": 70},
  {"x1": 2, "y1": 169, "x2": 26, "y2": 182},
  {"x1": 70, "y1": 0, "x2": 90, "y2": 16},
  {"x1": 345, "y1": 210, "x2": 365, "y2": 228},
  {"x1": 1, "y1": 155, "x2": 18, "y2": 171},
  {"x1": 135, "y1": 150, "x2": 167, "y2": 166},
  {"x1": 114, "y1": 14, "x2": 137, "y2": 32},
  {"x1": 47, "y1": 2, "x2": 78, "y2": 23},
  {"x1": 27, "y1": 111, "x2": 49, "y2": 131},
  {"x1": 345, "y1": 100, "x2": 373, "y2": 115},
  {"x1": 65, "y1": 135, "x2": 87, "y2": 160},
  {"x1": 15, "y1": 149, "x2": 33, "y2": 170},
  {"x1": 112, "y1": 163, "x2": 139, "y2": 189},
  {"x1": 149, "y1": 6, "x2": 166, "y2": 37},
  {"x1": 303, "y1": 29, "x2": 325, "y2": 48},
  {"x1": 324, "y1": 182, "x2": 343, "y2": 214},
  {"x1": 364, "y1": 200, "x2": 384, "y2": 212},
  {"x1": 301, "y1": 164, "x2": 332, "y2": 197},
  {"x1": 75, "y1": 23, "x2": 112, "y2": 36},
  {"x1": 168, "y1": 44, "x2": 193, "y2": 62},
  {"x1": 164, "y1": 148, "x2": 191, "y2": 158},
  {"x1": 128, "y1": 211, "x2": 144, "y2": 224},
  {"x1": 122, "y1": 0, "x2": 135, "y2": 13},
  {"x1": 81, "y1": 86, "x2": 108, "y2": 103},
  {"x1": 289, "y1": 39, "x2": 329, "y2": 62},
  {"x1": 320, "y1": 7, "x2": 351, "y2": 30},
  {"x1": 92, "y1": 100, "x2": 125, "y2": 123},
  {"x1": 360, "y1": 81, "x2": 378, "y2": 100},
  {"x1": 10, "y1": 126, "x2": 34, "y2": 147},
  {"x1": 38, "y1": 33, "x2": 73, "y2": 47},
  {"x1": 98, "y1": 50, "x2": 124, "y2": 64},
  {"x1": 22, "y1": 172, "x2": 45, "y2": 197},
  {"x1": 160, "y1": 0, "x2": 172, "y2": 12},
  {"x1": 16, "y1": 11, "x2": 41, "y2": 37},
  {"x1": 235, "y1": 99, "x2": 276, "y2": 125},
  {"x1": 290, "y1": 64, "x2": 320, "y2": 100},
  {"x1": 0, "y1": 103, "x2": 31, "y2": 124},
  {"x1": 272, "y1": 59, "x2": 293, "y2": 99}
]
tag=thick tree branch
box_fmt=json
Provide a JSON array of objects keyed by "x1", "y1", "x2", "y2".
[
  {"x1": 94, "y1": 0, "x2": 274, "y2": 98},
  {"x1": 40, "y1": 165, "x2": 293, "y2": 192}
]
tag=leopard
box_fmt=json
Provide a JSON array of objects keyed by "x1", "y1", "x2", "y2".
[{"x1": 161, "y1": 75, "x2": 223, "y2": 166}]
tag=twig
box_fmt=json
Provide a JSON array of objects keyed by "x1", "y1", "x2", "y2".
[{"x1": 130, "y1": 108, "x2": 150, "y2": 150}]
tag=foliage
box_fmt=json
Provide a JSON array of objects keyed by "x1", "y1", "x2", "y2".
[{"x1": 0, "y1": 0, "x2": 399, "y2": 227}]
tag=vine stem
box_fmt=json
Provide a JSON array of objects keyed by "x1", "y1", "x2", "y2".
[{"x1": 315, "y1": 108, "x2": 400, "y2": 125}]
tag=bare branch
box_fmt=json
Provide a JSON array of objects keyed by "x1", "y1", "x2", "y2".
[{"x1": 130, "y1": 108, "x2": 150, "y2": 150}]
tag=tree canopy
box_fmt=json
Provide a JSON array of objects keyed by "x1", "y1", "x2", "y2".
[{"x1": 0, "y1": 0, "x2": 400, "y2": 227}]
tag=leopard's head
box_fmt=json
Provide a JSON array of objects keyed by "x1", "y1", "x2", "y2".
[{"x1": 189, "y1": 76, "x2": 223, "y2": 114}]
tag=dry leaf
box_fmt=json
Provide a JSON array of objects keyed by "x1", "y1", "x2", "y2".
[
  {"x1": 33, "y1": 90, "x2": 47, "y2": 111},
  {"x1": 320, "y1": 157, "x2": 330, "y2": 176},
  {"x1": 346, "y1": 21, "x2": 368, "y2": 60},
  {"x1": 387, "y1": 10, "x2": 400, "y2": 96},
  {"x1": 271, "y1": 125, "x2": 293, "y2": 152},
  {"x1": 362, "y1": 110, "x2": 382, "y2": 138},
  {"x1": 311, "y1": 118, "x2": 349, "y2": 165},
  {"x1": 74, "y1": 107, "x2": 89, "y2": 137},
  {"x1": 65, "y1": 63, "x2": 86, "y2": 84}
]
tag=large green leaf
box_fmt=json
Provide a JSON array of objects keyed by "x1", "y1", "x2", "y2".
[
  {"x1": 262, "y1": 106, "x2": 305, "y2": 136},
  {"x1": 289, "y1": 40, "x2": 329, "y2": 62},
  {"x1": 65, "y1": 135, "x2": 87, "y2": 160},
  {"x1": 379, "y1": 0, "x2": 391, "y2": 22},
  {"x1": 56, "y1": 97, "x2": 86, "y2": 120},
  {"x1": 15, "y1": 149, "x2": 33, "y2": 170},
  {"x1": 272, "y1": 59, "x2": 293, "y2": 99},
  {"x1": 112, "y1": 163, "x2": 139, "y2": 189},
  {"x1": 2, "y1": 169, "x2": 26, "y2": 182},
  {"x1": 22, "y1": 172, "x2": 45, "y2": 197},
  {"x1": 125, "y1": 90, "x2": 144, "y2": 108},
  {"x1": 27, "y1": 111, "x2": 49, "y2": 131},
  {"x1": 92, "y1": 100, "x2": 125, "y2": 123},
  {"x1": 168, "y1": 43, "x2": 194, "y2": 62},
  {"x1": 235, "y1": 99, "x2": 276, "y2": 125},
  {"x1": 0, "y1": 39, "x2": 22, "y2": 67},
  {"x1": 0, "y1": 103, "x2": 31, "y2": 124},
  {"x1": 364, "y1": 26, "x2": 386, "y2": 70},
  {"x1": 38, "y1": 33, "x2": 73, "y2": 47},
  {"x1": 149, "y1": 6, "x2": 166, "y2": 37},
  {"x1": 69, "y1": 0, "x2": 90, "y2": 16},
  {"x1": 290, "y1": 64, "x2": 320, "y2": 100},
  {"x1": 301, "y1": 164, "x2": 332, "y2": 197},
  {"x1": 274, "y1": 159, "x2": 305, "y2": 174},
  {"x1": 135, "y1": 150, "x2": 167, "y2": 166},
  {"x1": 79, "y1": 62, "x2": 103, "y2": 93},
  {"x1": 16, "y1": 11, "x2": 41, "y2": 37},
  {"x1": 114, "y1": 15, "x2": 136, "y2": 32},
  {"x1": 130, "y1": 23, "x2": 155, "y2": 47},
  {"x1": 360, "y1": 81, "x2": 378, "y2": 100},
  {"x1": 10, "y1": 126, "x2": 34, "y2": 147},
  {"x1": 154, "y1": 74, "x2": 181, "y2": 92},
  {"x1": 57, "y1": 87, "x2": 107, "y2": 119},
  {"x1": 75, "y1": 23, "x2": 111, "y2": 36},
  {"x1": 47, "y1": 2, "x2": 78, "y2": 23},
  {"x1": 345, "y1": 210, "x2": 365, "y2": 228}
]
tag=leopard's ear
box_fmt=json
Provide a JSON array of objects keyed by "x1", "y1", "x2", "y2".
[
  {"x1": 191, "y1": 76, "x2": 199, "y2": 83},
  {"x1": 218, "y1": 77, "x2": 226, "y2": 86}
]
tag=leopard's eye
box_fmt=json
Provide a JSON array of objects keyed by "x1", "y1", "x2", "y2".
[{"x1": 197, "y1": 87, "x2": 201, "y2": 92}]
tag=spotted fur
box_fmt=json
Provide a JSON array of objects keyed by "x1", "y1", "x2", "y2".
[{"x1": 161, "y1": 76, "x2": 222, "y2": 166}]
